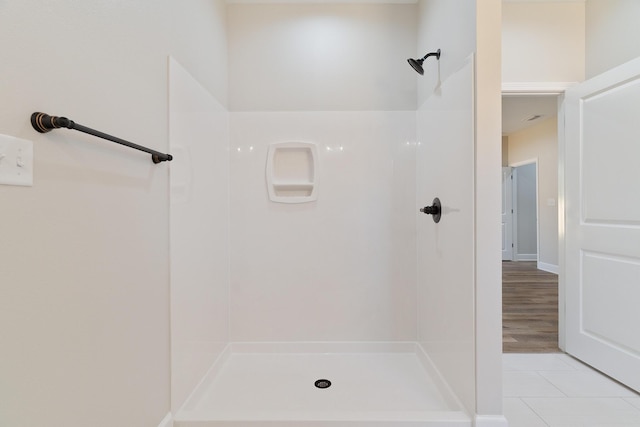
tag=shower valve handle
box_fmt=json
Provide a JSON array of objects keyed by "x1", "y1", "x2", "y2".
[
  {"x1": 420, "y1": 206, "x2": 438, "y2": 215},
  {"x1": 419, "y1": 198, "x2": 441, "y2": 223}
]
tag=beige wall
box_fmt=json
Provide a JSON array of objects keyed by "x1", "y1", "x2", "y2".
[
  {"x1": 586, "y1": 0, "x2": 640, "y2": 79},
  {"x1": 502, "y1": 136, "x2": 509, "y2": 167},
  {"x1": 502, "y1": 1, "x2": 585, "y2": 84},
  {"x1": 507, "y1": 118, "x2": 559, "y2": 269},
  {"x1": 0, "y1": 2, "x2": 227, "y2": 426}
]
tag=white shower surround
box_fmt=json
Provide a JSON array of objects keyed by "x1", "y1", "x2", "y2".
[
  {"x1": 170, "y1": 0, "x2": 504, "y2": 425},
  {"x1": 175, "y1": 343, "x2": 469, "y2": 427},
  {"x1": 416, "y1": 55, "x2": 477, "y2": 413},
  {"x1": 229, "y1": 110, "x2": 417, "y2": 342},
  {"x1": 170, "y1": 59, "x2": 477, "y2": 426},
  {"x1": 170, "y1": 58, "x2": 231, "y2": 413}
]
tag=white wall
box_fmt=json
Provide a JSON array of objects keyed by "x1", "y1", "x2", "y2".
[
  {"x1": 502, "y1": 1, "x2": 585, "y2": 85},
  {"x1": 508, "y1": 118, "x2": 559, "y2": 269},
  {"x1": 226, "y1": 2, "x2": 418, "y2": 343},
  {"x1": 229, "y1": 111, "x2": 417, "y2": 341},
  {"x1": 0, "y1": 2, "x2": 228, "y2": 426},
  {"x1": 416, "y1": 55, "x2": 476, "y2": 413},
  {"x1": 416, "y1": 0, "x2": 476, "y2": 107},
  {"x1": 474, "y1": 0, "x2": 504, "y2": 419},
  {"x1": 227, "y1": 3, "x2": 418, "y2": 111},
  {"x1": 586, "y1": 0, "x2": 640, "y2": 79},
  {"x1": 171, "y1": 0, "x2": 229, "y2": 107},
  {"x1": 169, "y1": 58, "x2": 229, "y2": 412}
]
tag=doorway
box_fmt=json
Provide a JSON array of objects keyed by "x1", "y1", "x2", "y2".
[
  {"x1": 512, "y1": 161, "x2": 538, "y2": 261},
  {"x1": 502, "y1": 162, "x2": 538, "y2": 262},
  {"x1": 501, "y1": 94, "x2": 560, "y2": 352}
]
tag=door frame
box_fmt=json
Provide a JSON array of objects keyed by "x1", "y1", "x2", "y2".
[
  {"x1": 502, "y1": 166, "x2": 514, "y2": 261},
  {"x1": 502, "y1": 82, "x2": 576, "y2": 352},
  {"x1": 557, "y1": 94, "x2": 566, "y2": 351}
]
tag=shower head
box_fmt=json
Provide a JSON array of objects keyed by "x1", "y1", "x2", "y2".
[
  {"x1": 407, "y1": 49, "x2": 441, "y2": 75},
  {"x1": 408, "y1": 58, "x2": 425, "y2": 75}
]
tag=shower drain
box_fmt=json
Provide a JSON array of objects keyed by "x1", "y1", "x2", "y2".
[{"x1": 314, "y1": 379, "x2": 331, "y2": 389}]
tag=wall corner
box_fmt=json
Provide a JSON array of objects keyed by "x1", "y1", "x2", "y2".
[{"x1": 474, "y1": 0, "x2": 504, "y2": 420}]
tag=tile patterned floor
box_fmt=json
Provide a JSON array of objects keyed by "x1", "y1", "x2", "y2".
[{"x1": 503, "y1": 353, "x2": 640, "y2": 426}]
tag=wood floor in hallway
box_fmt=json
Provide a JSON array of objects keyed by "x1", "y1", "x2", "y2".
[{"x1": 502, "y1": 261, "x2": 560, "y2": 353}]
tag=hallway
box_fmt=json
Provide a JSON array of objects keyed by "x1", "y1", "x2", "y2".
[{"x1": 503, "y1": 261, "x2": 559, "y2": 353}]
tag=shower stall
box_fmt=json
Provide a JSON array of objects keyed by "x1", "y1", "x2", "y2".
[{"x1": 169, "y1": 2, "x2": 502, "y2": 426}]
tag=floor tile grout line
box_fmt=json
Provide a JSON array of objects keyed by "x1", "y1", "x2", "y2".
[
  {"x1": 536, "y1": 369, "x2": 640, "y2": 399},
  {"x1": 621, "y1": 397, "x2": 640, "y2": 414},
  {"x1": 504, "y1": 354, "x2": 640, "y2": 426},
  {"x1": 520, "y1": 396, "x2": 640, "y2": 426},
  {"x1": 532, "y1": 370, "x2": 570, "y2": 398},
  {"x1": 503, "y1": 370, "x2": 567, "y2": 399},
  {"x1": 519, "y1": 397, "x2": 552, "y2": 427},
  {"x1": 502, "y1": 359, "x2": 580, "y2": 373},
  {"x1": 549, "y1": 353, "x2": 582, "y2": 371}
]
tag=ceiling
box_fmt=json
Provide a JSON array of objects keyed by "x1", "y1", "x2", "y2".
[{"x1": 502, "y1": 95, "x2": 558, "y2": 135}]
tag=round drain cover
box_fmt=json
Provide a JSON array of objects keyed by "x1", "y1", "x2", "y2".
[{"x1": 314, "y1": 379, "x2": 331, "y2": 389}]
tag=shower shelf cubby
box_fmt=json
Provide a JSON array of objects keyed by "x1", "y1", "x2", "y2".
[{"x1": 266, "y1": 141, "x2": 318, "y2": 203}]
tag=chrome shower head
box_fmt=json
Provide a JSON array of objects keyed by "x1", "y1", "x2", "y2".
[{"x1": 407, "y1": 49, "x2": 441, "y2": 75}]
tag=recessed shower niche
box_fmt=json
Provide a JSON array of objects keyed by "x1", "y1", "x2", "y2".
[{"x1": 266, "y1": 141, "x2": 318, "y2": 203}]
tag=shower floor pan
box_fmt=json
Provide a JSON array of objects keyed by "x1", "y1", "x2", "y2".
[{"x1": 174, "y1": 342, "x2": 471, "y2": 427}]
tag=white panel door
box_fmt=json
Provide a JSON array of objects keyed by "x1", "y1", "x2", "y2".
[
  {"x1": 502, "y1": 167, "x2": 513, "y2": 261},
  {"x1": 564, "y1": 57, "x2": 640, "y2": 392}
]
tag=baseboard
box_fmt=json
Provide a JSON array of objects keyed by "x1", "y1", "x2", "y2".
[
  {"x1": 537, "y1": 262, "x2": 559, "y2": 274},
  {"x1": 157, "y1": 412, "x2": 172, "y2": 427},
  {"x1": 514, "y1": 254, "x2": 537, "y2": 261},
  {"x1": 474, "y1": 414, "x2": 509, "y2": 427}
]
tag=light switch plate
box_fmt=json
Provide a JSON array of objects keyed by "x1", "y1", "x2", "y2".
[{"x1": 0, "y1": 134, "x2": 34, "y2": 186}]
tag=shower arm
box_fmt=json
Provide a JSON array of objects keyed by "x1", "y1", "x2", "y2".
[
  {"x1": 421, "y1": 51, "x2": 441, "y2": 61},
  {"x1": 31, "y1": 112, "x2": 173, "y2": 164}
]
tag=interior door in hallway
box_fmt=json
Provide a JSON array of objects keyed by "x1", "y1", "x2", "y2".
[{"x1": 563, "y1": 56, "x2": 640, "y2": 392}]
